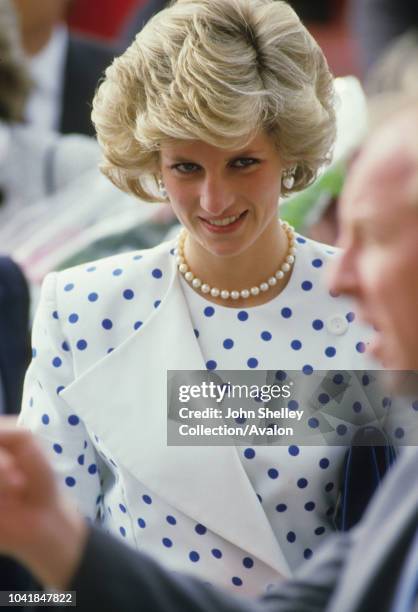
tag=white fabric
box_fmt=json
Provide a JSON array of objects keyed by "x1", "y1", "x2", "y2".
[
  {"x1": 25, "y1": 25, "x2": 68, "y2": 131},
  {"x1": 20, "y1": 235, "x2": 385, "y2": 596}
]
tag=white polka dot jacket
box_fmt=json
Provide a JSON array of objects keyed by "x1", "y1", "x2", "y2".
[{"x1": 19, "y1": 235, "x2": 397, "y2": 596}]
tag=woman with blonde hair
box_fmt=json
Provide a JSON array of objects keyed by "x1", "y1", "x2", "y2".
[{"x1": 20, "y1": 0, "x2": 381, "y2": 596}]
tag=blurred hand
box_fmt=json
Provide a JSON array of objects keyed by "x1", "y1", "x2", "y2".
[{"x1": 0, "y1": 417, "x2": 87, "y2": 588}]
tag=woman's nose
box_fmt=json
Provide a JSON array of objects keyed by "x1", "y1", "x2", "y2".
[{"x1": 199, "y1": 177, "x2": 234, "y2": 216}]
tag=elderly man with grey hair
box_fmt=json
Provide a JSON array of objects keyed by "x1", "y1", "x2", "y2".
[{"x1": 0, "y1": 101, "x2": 417, "y2": 611}]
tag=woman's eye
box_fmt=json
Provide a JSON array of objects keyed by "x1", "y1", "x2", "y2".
[
  {"x1": 232, "y1": 158, "x2": 259, "y2": 168},
  {"x1": 172, "y1": 163, "x2": 200, "y2": 174}
]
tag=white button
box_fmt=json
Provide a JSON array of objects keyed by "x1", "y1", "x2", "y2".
[{"x1": 327, "y1": 315, "x2": 349, "y2": 335}]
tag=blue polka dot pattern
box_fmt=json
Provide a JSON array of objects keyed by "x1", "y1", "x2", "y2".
[
  {"x1": 20, "y1": 237, "x2": 383, "y2": 591},
  {"x1": 353, "y1": 401, "x2": 362, "y2": 413},
  {"x1": 312, "y1": 259, "x2": 323, "y2": 268}
]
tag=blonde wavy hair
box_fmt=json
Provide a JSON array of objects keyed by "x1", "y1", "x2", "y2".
[{"x1": 92, "y1": 0, "x2": 336, "y2": 201}]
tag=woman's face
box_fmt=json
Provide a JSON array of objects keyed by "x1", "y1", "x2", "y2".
[{"x1": 160, "y1": 131, "x2": 285, "y2": 260}]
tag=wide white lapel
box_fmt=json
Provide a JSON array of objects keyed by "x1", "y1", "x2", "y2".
[{"x1": 61, "y1": 257, "x2": 290, "y2": 577}]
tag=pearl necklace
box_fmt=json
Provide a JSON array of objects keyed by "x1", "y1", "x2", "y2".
[{"x1": 175, "y1": 220, "x2": 297, "y2": 300}]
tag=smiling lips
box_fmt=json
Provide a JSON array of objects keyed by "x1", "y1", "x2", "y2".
[{"x1": 200, "y1": 210, "x2": 248, "y2": 232}]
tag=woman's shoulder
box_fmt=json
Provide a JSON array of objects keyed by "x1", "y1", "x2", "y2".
[
  {"x1": 53, "y1": 239, "x2": 176, "y2": 295},
  {"x1": 43, "y1": 239, "x2": 177, "y2": 328}
]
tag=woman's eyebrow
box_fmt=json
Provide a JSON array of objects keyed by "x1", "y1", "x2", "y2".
[{"x1": 164, "y1": 150, "x2": 263, "y2": 161}]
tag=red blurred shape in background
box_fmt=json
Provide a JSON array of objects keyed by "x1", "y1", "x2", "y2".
[{"x1": 68, "y1": 0, "x2": 147, "y2": 42}]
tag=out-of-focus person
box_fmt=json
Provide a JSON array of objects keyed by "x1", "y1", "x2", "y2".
[
  {"x1": 0, "y1": 0, "x2": 101, "y2": 232},
  {"x1": 12, "y1": 0, "x2": 117, "y2": 135},
  {"x1": 329, "y1": 96, "x2": 418, "y2": 372}
]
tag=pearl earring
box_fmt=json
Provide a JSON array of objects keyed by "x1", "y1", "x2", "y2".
[
  {"x1": 282, "y1": 167, "x2": 296, "y2": 190},
  {"x1": 158, "y1": 178, "x2": 168, "y2": 199}
]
